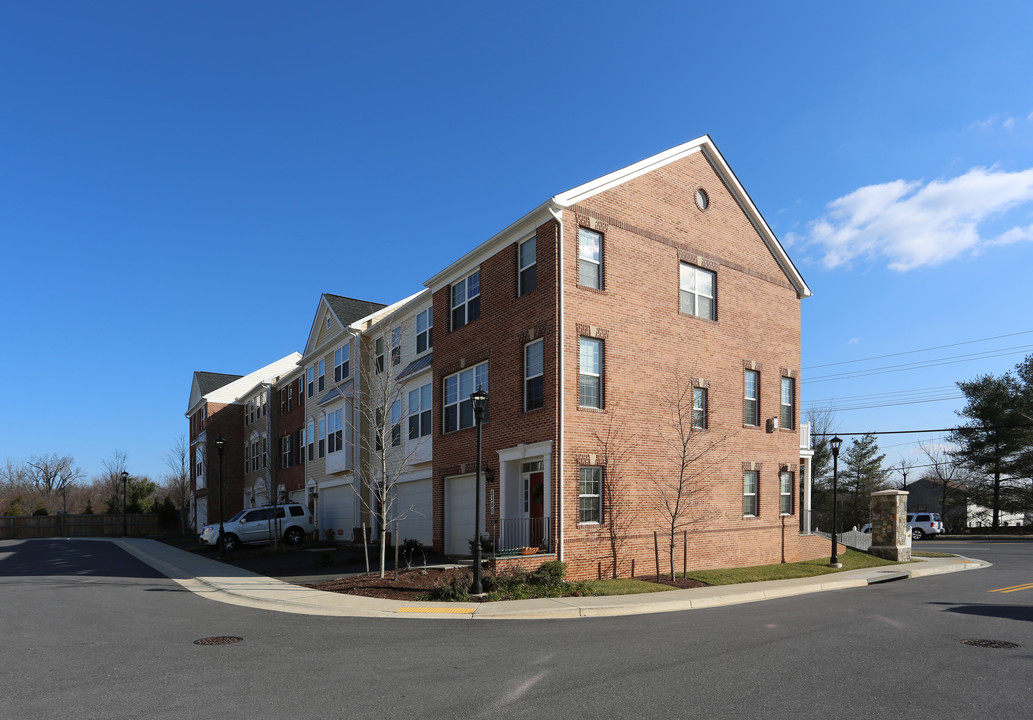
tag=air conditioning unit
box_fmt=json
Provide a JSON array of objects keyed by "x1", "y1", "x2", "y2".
[{"x1": 766, "y1": 417, "x2": 779, "y2": 433}]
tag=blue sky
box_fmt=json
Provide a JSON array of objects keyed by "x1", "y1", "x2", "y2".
[{"x1": 3, "y1": 1, "x2": 1033, "y2": 485}]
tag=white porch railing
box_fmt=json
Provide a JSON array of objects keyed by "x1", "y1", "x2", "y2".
[{"x1": 490, "y1": 516, "x2": 552, "y2": 553}]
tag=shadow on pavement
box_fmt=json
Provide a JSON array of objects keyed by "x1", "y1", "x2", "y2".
[
  {"x1": 0, "y1": 539, "x2": 166, "y2": 579},
  {"x1": 931, "y1": 602, "x2": 1033, "y2": 623}
]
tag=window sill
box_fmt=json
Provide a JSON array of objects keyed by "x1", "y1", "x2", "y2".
[
  {"x1": 576, "y1": 284, "x2": 606, "y2": 294},
  {"x1": 678, "y1": 311, "x2": 717, "y2": 323},
  {"x1": 577, "y1": 405, "x2": 606, "y2": 413}
]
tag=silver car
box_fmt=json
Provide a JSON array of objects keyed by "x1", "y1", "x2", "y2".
[
  {"x1": 907, "y1": 512, "x2": 944, "y2": 540},
  {"x1": 200, "y1": 503, "x2": 314, "y2": 551}
]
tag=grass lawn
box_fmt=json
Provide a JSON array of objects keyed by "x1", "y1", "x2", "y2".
[
  {"x1": 588, "y1": 578, "x2": 674, "y2": 595},
  {"x1": 678, "y1": 549, "x2": 903, "y2": 586}
]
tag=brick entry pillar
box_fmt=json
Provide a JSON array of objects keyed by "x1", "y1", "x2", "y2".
[{"x1": 870, "y1": 490, "x2": 910, "y2": 562}]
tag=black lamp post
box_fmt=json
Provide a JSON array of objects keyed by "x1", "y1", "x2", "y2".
[
  {"x1": 471, "y1": 388, "x2": 488, "y2": 595},
  {"x1": 214, "y1": 437, "x2": 226, "y2": 554},
  {"x1": 830, "y1": 435, "x2": 843, "y2": 567},
  {"x1": 121, "y1": 470, "x2": 129, "y2": 537}
]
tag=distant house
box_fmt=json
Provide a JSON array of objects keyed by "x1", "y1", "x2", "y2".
[{"x1": 906, "y1": 476, "x2": 1028, "y2": 530}]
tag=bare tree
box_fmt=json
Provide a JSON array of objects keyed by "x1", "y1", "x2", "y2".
[
  {"x1": 897, "y1": 457, "x2": 916, "y2": 490},
  {"x1": 26, "y1": 454, "x2": 84, "y2": 505},
  {"x1": 100, "y1": 450, "x2": 129, "y2": 513},
  {"x1": 652, "y1": 373, "x2": 728, "y2": 580},
  {"x1": 352, "y1": 324, "x2": 427, "y2": 578},
  {"x1": 593, "y1": 402, "x2": 636, "y2": 578},
  {"x1": 919, "y1": 442, "x2": 971, "y2": 529},
  {"x1": 163, "y1": 436, "x2": 192, "y2": 534}
]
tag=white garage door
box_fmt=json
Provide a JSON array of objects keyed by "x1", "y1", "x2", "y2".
[
  {"x1": 394, "y1": 479, "x2": 433, "y2": 546},
  {"x1": 320, "y1": 484, "x2": 356, "y2": 541},
  {"x1": 445, "y1": 475, "x2": 477, "y2": 556}
]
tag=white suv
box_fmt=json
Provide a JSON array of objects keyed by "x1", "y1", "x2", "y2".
[
  {"x1": 907, "y1": 512, "x2": 944, "y2": 540},
  {"x1": 200, "y1": 503, "x2": 314, "y2": 551}
]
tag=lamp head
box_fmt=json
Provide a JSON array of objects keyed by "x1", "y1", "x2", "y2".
[{"x1": 830, "y1": 435, "x2": 843, "y2": 458}]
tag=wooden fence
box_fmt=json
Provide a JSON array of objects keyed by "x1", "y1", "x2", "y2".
[{"x1": 0, "y1": 514, "x2": 162, "y2": 540}]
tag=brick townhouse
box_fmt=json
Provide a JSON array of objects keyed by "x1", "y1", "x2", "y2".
[{"x1": 426, "y1": 135, "x2": 828, "y2": 579}]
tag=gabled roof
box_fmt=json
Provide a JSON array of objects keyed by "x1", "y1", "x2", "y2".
[
  {"x1": 186, "y1": 354, "x2": 301, "y2": 415},
  {"x1": 426, "y1": 135, "x2": 811, "y2": 299},
  {"x1": 194, "y1": 372, "x2": 242, "y2": 396},
  {"x1": 302, "y1": 294, "x2": 390, "y2": 360}
]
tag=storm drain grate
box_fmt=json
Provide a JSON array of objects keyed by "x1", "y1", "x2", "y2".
[
  {"x1": 193, "y1": 636, "x2": 243, "y2": 646},
  {"x1": 959, "y1": 639, "x2": 1019, "y2": 649}
]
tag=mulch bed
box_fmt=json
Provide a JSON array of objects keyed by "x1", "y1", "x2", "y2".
[
  {"x1": 303, "y1": 567, "x2": 709, "y2": 601},
  {"x1": 304, "y1": 567, "x2": 472, "y2": 601}
]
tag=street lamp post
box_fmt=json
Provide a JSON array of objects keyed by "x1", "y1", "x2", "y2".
[
  {"x1": 830, "y1": 436, "x2": 843, "y2": 567},
  {"x1": 214, "y1": 437, "x2": 227, "y2": 555},
  {"x1": 471, "y1": 388, "x2": 488, "y2": 595},
  {"x1": 121, "y1": 470, "x2": 129, "y2": 537}
]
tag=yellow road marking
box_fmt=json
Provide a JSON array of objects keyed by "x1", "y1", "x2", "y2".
[
  {"x1": 989, "y1": 582, "x2": 1033, "y2": 594},
  {"x1": 396, "y1": 606, "x2": 477, "y2": 614}
]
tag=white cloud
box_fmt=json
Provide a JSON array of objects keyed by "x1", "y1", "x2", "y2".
[
  {"x1": 802, "y1": 166, "x2": 1033, "y2": 271},
  {"x1": 1003, "y1": 117, "x2": 1016, "y2": 131}
]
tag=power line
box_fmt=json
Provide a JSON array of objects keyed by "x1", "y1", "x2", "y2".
[
  {"x1": 812, "y1": 423, "x2": 1033, "y2": 437},
  {"x1": 803, "y1": 329, "x2": 1033, "y2": 370},
  {"x1": 804, "y1": 344, "x2": 1033, "y2": 383}
]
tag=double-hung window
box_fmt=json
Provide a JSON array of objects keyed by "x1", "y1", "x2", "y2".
[
  {"x1": 391, "y1": 326, "x2": 401, "y2": 366},
  {"x1": 416, "y1": 307, "x2": 433, "y2": 355},
  {"x1": 525, "y1": 339, "x2": 544, "y2": 411},
  {"x1": 327, "y1": 408, "x2": 343, "y2": 454},
  {"x1": 692, "y1": 387, "x2": 708, "y2": 429},
  {"x1": 317, "y1": 360, "x2": 325, "y2": 392},
  {"x1": 578, "y1": 227, "x2": 602, "y2": 289},
  {"x1": 307, "y1": 420, "x2": 315, "y2": 461},
  {"x1": 519, "y1": 235, "x2": 536, "y2": 295},
  {"x1": 780, "y1": 471, "x2": 793, "y2": 515},
  {"x1": 317, "y1": 416, "x2": 326, "y2": 458},
  {"x1": 579, "y1": 337, "x2": 602, "y2": 409},
  {"x1": 680, "y1": 263, "x2": 716, "y2": 320},
  {"x1": 744, "y1": 369, "x2": 759, "y2": 426},
  {"x1": 451, "y1": 270, "x2": 481, "y2": 330},
  {"x1": 334, "y1": 344, "x2": 350, "y2": 382},
  {"x1": 579, "y1": 466, "x2": 602, "y2": 523},
  {"x1": 374, "y1": 337, "x2": 385, "y2": 375},
  {"x1": 307, "y1": 366, "x2": 315, "y2": 397},
  {"x1": 408, "y1": 383, "x2": 432, "y2": 439},
  {"x1": 390, "y1": 400, "x2": 401, "y2": 447},
  {"x1": 781, "y1": 377, "x2": 795, "y2": 430},
  {"x1": 281, "y1": 435, "x2": 291, "y2": 469},
  {"x1": 744, "y1": 470, "x2": 758, "y2": 516},
  {"x1": 443, "y1": 362, "x2": 489, "y2": 433}
]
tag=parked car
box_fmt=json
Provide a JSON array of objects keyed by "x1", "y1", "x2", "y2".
[
  {"x1": 199, "y1": 503, "x2": 314, "y2": 551},
  {"x1": 907, "y1": 512, "x2": 944, "y2": 540},
  {"x1": 860, "y1": 523, "x2": 872, "y2": 534}
]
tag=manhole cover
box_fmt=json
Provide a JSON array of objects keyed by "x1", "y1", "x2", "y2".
[
  {"x1": 193, "y1": 636, "x2": 243, "y2": 646},
  {"x1": 959, "y1": 639, "x2": 1019, "y2": 649}
]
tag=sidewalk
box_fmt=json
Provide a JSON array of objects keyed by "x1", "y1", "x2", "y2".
[{"x1": 113, "y1": 538, "x2": 990, "y2": 620}]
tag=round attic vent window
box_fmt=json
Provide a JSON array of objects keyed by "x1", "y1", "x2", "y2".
[{"x1": 695, "y1": 188, "x2": 709, "y2": 211}]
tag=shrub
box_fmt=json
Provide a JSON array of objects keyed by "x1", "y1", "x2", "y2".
[
  {"x1": 421, "y1": 575, "x2": 471, "y2": 602},
  {"x1": 401, "y1": 538, "x2": 426, "y2": 568}
]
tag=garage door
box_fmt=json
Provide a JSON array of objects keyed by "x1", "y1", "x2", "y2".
[
  {"x1": 445, "y1": 475, "x2": 476, "y2": 556},
  {"x1": 320, "y1": 484, "x2": 355, "y2": 541},
  {"x1": 394, "y1": 479, "x2": 433, "y2": 546}
]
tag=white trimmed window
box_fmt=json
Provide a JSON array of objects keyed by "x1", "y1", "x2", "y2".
[
  {"x1": 519, "y1": 235, "x2": 537, "y2": 296},
  {"x1": 416, "y1": 307, "x2": 433, "y2": 355},
  {"x1": 451, "y1": 270, "x2": 481, "y2": 330},
  {"x1": 408, "y1": 383, "x2": 432, "y2": 439},
  {"x1": 317, "y1": 360, "x2": 325, "y2": 392},
  {"x1": 307, "y1": 420, "x2": 315, "y2": 461},
  {"x1": 317, "y1": 415, "x2": 326, "y2": 458},
  {"x1": 334, "y1": 344, "x2": 350, "y2": 382},
  {"x1": 327, "y1": 408, "x2": 343, "y2": 454},
  {"x1": 693, "y1": 387, "x2": 708, "y2": 429},
  {"x1": 744, "y1": 369, "x2": 759, "y2": 426},
  {"x1": 781, "y1": 377, "x2": 795, "y2": 430},
  {"x1": 680, "y1": 263, "x2": 716, "y2": 320},
  {"x1": 579, "y1": 337, "x2": 602, "y2": 409},
  {"x1": 579, "y1": 466, "x2": 602, "y2": 523},
  {"x1": 443, "y1": 361, "x2": 489, "y2": 433},
  {"x1": 525, "y1": 339, "x2": 544, "y2": 411},
  {"x1": 390, "y1": 400, "x2": 401, "y2": 447},
  {"x1": 374, "y1": 337, "x2": 385, "y2": 375},
  {"x1": 780, "y1": 471, "x2": 793, "y2": 515},
  {"x1": 307, "y1": 366, "x2": 315, "y2": 397},
  {"x1": 578, "y1": 227, "x2": 602, "y2": 289},
  {"x1": 281, "y1": 435, "x2": 291, "y2": 469},
  {"x1": 195, "y1": 446, "x2": 205, "y2": 489},
  {"x1": 744, "y1": 470, "x2": 758, "y2": 517},
  {"x1": 391, "y1": 326, "x2": 401, "y2": 366}
]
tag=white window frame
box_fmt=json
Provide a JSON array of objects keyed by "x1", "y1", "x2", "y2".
[
  {"x1": 744, "y1": 369, "x2": 759, "y2": 426},
  {"x1": 579, "y1": 337, "x2": 603, "y2": 409},
  {"x1": 781, "y1": 376, "x2": 795, "y2": 430},
  {"x1": 680, "y1": 262, "x2": 716, "y2": 320},
  {"x1": 327, "y1": 408, "x2": 343, "y2": 454},
  {"x1": 692, "y1": 387, "x2": 707, "y2": 430},
  {"x1": 578, "y1": 227, "x2": 602, "y2": 289},
  {"x1": 391, "y1": 326, "x2": 402, "y2": 366},
  {"x1": 307, "y1": 366, "x2": 315, "y2": 397},
  {"x1": 317, "y1": 360, "x2": 325, "y2": 392},
  {"x1": 744, "y1": 470, "x2": 758, "y2": 517},
  {"x1": 281, "y1": 435, "x2": 291, "y2": 469},
  {"x1": 519, "y1": 235, "x2": 537, "y2": 296},
  {"x1": 443, "y1": 361, "x2": 489, "y2": 433},
  {"x1": 451, "y1": 269, "x2": 481, "y2": 330},
  {"x1": 390, "y1": 400, "x2": 401, "y2": 447},
  {"x1": 416, "y1": 307, "x2": 433, "y2": 355},
  {"x1": 374, "y1": 337, "x2": 385, "y2": 375},
  {"x1": 334, "y1": 343, "x2": 350, "y2": 382},
  {"x1": 525, "y1": 338, "x2": 544, "y2": 411},
  {"x1": 780, "y1": 471, "x2": 793, "y2": 515},
  {"x1": 579, "y1": 466, "x2": 602, "y2": 524},
  {"x1": 408, "y1": 383, "x2": 432, "y2": 439},
  {"x1": 317, "y1": 415, "x2": 326, "y2": 458}
]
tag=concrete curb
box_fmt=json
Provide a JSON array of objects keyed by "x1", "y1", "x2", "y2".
[{"x1": 111, "y1": 538, "x2": 991, "y2": 620}]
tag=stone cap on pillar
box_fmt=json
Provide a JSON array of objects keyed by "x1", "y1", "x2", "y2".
[{"x1": 871, "y1": 490, "x2": 909, "y2": 497}]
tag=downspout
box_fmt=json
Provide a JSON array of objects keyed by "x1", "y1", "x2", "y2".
[{"x1": 549, "y1": 203, "x2": 565, "y2": 561}]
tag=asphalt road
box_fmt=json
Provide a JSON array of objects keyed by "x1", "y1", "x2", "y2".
[{"x1": 2, "y1": 537, "x2": 1031, "y2": 720}]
